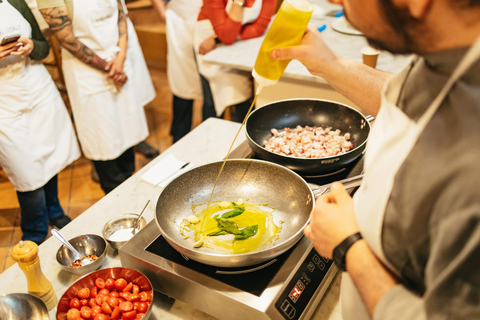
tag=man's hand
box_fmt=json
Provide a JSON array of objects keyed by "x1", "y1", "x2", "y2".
[
  {"x1": 0, "y1": 41, "x2": 20, "y2": 59},
  {"x1": 9, "y1": 37, "x2": 34, "y2": 57},
  {"x1": 304, "y1": 182, "x2": 360, "y2": 259},
  {"x1": 270, "y1": 24, "x2": 340, "y2": 79},
  {"x1": 198, "y1": 36, "x2": 216, "y2": 55}
]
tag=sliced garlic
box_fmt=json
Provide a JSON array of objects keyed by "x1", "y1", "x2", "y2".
[
  {"x1": 236, "y1": 198, "x2": 244, "y2": 205},
  {"x1": 219, "y1": 201, "x2": 231, "y2": 208},
  {"x1": 187, "y1": 215, "x2": 200, "y2": 224},
  {"x1": 193, "y1": 239, "x2": 204, "y2": 248}
]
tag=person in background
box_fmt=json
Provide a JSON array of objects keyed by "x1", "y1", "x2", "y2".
[
  {"x1": 0, "y1": 0, "x2": 81, "y2": 244},
  {"x1": 151, "y1": 0, "x2": 203, "y2": 143},
  {"x1": 271, "y1": 0, "x2": 480, "y2": 319},
  {"x1": 194, "y1": 0, "x2": 277, "y2": 122},
  {"x1": 39, "y1": 0, "x2": 150, "y2": 195},
  {"x1": 121, "y1": 0, "x2": 159, "y2": 159}
]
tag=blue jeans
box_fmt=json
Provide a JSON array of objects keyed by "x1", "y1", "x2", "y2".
[
  {"x1": 16, "y1": 175, "x2": 64, "y2": 244},
  {"x1": 170, "y1": 95, "x2": 193, "y2": 143}
]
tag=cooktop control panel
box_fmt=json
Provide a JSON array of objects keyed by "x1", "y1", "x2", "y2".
[{"x1": 275, "y1": 248, "x2": 333, "y2": 320}]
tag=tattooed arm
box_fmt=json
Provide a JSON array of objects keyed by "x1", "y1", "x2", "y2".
[
  {"x1": 106, "y1": 0, "x2": 129, "y2": 86},
  {"x1": 39, "y1": 6, "x2": 108, "y2": 72}
]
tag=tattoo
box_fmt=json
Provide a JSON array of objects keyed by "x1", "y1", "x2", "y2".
[
  {"x1": 117, "y1": 0, "x2": 128, "y2": 40},
  {"x1": 39, "y1": 7, "x2": 107, "y2": 71}
]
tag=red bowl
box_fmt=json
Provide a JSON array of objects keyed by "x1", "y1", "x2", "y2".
[{"x1": 56, "y1": 267, "x2": 153, "y2": 320}]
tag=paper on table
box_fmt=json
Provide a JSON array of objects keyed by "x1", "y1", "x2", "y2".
[{"x1": 140, "y1": 154, "x2": 192, "y2": 187}]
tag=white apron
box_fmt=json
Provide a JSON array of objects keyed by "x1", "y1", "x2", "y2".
[
  {"x1": 341, "y1": 37, "x2": 480, "y2": 320},
  {"x1": 0, "y1": 0, "x2": 80, "y2": 192},
  {"x1": 166, "y1": 0, "x2": 203, "y2": 100},
  {"x1": 194, "y1": 0, "x2": 263, "y2": 116},
  {"x1": 120, "y1": 0, "x2": 156, "y2": 107},
  {"x1": 62, "y1": 0, "x2": 148, "y2": 160}
]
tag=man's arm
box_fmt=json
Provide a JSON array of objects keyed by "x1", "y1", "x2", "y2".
[
  {"x1": 39, "y1": 6, "x2": 108, "y2": 71},
  {"x1": 271, "y1": 25, "x2": 392, "y2": 117}
]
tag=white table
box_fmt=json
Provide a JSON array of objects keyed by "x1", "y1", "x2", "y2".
[{"x1": 0, "y1": 118, "x2": 343, "y2": 320}]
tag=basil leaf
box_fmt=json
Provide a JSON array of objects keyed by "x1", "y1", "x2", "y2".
[
  {"x1": 221, "y1": 206, "x2": 245, "y2": 219},
  {"x1": 216, "y1": 218, "x2": 241, "y2": 234},
  {"x1": 207, "y1": 230, "x2": 228, "y2": 236},
  {"x1": 234, "y1": 225, "x2": 258, "y2": 240}
]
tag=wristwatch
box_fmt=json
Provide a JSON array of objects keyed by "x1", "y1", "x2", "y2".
[
  {"x1": 333, "y1": 232, "x2": 363, "y2": 271},
  {"x1": 232, "y1": 0, "x2": 245, "y2": 7}
]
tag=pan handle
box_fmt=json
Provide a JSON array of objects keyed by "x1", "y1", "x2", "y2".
[
  {"x1": 312, "y1": 174, "x2": 364, "y2": 199},
  {"x1": 365, "y1": 115, "x2": 375, "y2": 123}
]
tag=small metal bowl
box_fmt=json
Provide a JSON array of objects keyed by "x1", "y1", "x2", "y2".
[
  {"x1": 56, "y1": 234, "x2": 107, "y2": 275},
  {"x1": 0, "y1": 293, "x2": 49, "y2": 320},
  {"x1": 56, "y1": 267, "x2": 154, "y2": 320},
  {"x1": 102, "y1": 213, "x2": 146, "y2": 250}
]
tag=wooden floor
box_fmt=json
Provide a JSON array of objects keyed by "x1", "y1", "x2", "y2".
[{"x1": 0, "y1": 65, "x2": 204, "y2": 274}]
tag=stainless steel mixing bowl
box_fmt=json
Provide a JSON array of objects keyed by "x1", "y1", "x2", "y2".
[
  {"x1": 55, "y1": 234, "x2": 107, "y2": 275},
  {"x1": 102, "y1": 213, "x2": 147, "y2": 250},
  {"x1": 0, "y1": 293, "x2": 49, "y2": 320}
]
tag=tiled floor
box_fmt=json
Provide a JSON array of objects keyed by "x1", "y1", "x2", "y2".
[{"x1": 0, "y1": 65, "x2": 204, "y2": 274}]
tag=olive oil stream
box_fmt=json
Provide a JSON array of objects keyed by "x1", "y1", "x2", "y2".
[{"x1": 199, "y1": 89, "x2": 262, "y2": 233}]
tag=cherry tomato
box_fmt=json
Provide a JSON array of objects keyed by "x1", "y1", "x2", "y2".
[
  {"x1": 136, "y1": 313, "x2": 145, "y2": 320},
  {"x1": 129, "y1": 293, "x2": 141, "y2": 303},
  {"x1": 111, "y1": 306, "x2": 120, "y2": 319},
  {"x1": 132, "y1": 284, "x2": 139, "y2": 295},
  {"x1": 93, "y1": 314, "x2": 109, "y2": 320},
  {"x1": 91, "y1": 305, "x2": 102, "y2": 318},
  {"x1": 57, "y1": 312, "x2": 68, "y2": 320},
  {"x1": 123, "y1": 282, "x2": 133, "y2": 292},
  {"x1": 105, "y1": 278, "x2": 116, "y2": 290},
  {"x1": 135, "y1": 302, "x2": 148, "y2": 314},
  {"x1": 115, "y1": 278, "x2": 128, "y2": 291},
  {"x1": 66, "y1": 308, "x2": 81, "y2": 320},
  {"x1": 80, "y1": 299, "x2": 89, "y2": 307},
  {"x1": 80, "y1": 306, "x2": 92, "y2": 319},
  {"x1": 119, "y1": 301, "x2": 134, "y2": 313},
  {"x1": 98, "y1": 288, "x2": 110, "y2": 296},
  {"x1": 89, "y1": 298, "x2": 97, "y2": 308},
  {"x1": 109, "y1": 291, "x2": 119, "y2": 298},
  {"x1": 139, "y1": 291, "x2": 148, "y2": 302},
  {"x1": 95, "y1": 294, "x2": 105, "y2": 305},
  {"x1": 146, "y1": 290, "x2": 153, "y2": 302},
  {"x1": 77, "y1": 287, "x2": 90, "y2": 299},
  {"x1": 122, "y1": 310, "x2": 137, "y2": 320},
  {"x1": 95, "y1": 278, "x2": 105, "y2": 289},
  {"x1": 107, "y1": 297, "x2": 119, "y2": 309},
  {"x1": 119, "y1": 292, "x2": 130, "y2": 300},
  {"x1": 90, "y1": 286, "x2": 98, "y2": 298},
  {"x1": 70, "y1": 298, "x2": 81, "y2": 309},
  {"x1": 101, "y1": 301, "x2": 113, "y2": 314}
]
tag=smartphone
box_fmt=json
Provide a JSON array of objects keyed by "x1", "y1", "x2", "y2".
[{"x1": 1, "y1": 34, "x2": 21, "y2": 46}]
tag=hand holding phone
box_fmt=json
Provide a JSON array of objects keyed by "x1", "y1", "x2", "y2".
[{"x1": 1, "y1": 34, "x2": 21, "y2": 46}]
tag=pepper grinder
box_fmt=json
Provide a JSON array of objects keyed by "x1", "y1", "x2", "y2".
[{"x1": 11, "y1": 240, "x2": 58, "y2": 310}]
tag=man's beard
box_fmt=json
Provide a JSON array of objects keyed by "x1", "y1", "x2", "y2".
[{"x1": 348, "y1": 0, "x2": 424, "y2": 54}]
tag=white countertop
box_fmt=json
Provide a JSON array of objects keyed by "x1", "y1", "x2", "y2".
[
  {"x1": 202, "y1": 0, "x2": 412, "y2": 84},
  {"x1": 0, "y1": 118, "x2": 343, "y2": 320}
]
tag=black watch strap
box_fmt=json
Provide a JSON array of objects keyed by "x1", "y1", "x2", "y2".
[{"x1": 333, "y1": 232, "x2": 363, "y2": 271}]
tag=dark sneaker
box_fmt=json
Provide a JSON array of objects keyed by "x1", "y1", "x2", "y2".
[
  {"x1": 135, "y1": 141, "x2": 160, "y2": 158},
  {"x1": 50, "y1": 215, "x2": 72, "y2": 229}
]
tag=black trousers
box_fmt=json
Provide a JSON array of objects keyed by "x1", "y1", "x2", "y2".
[
  {"x1": 170, "y1": 95, "x2": 193, "y2": 143},
  {"x1": 200, "y1": 75, "x2": 251, "y2": 123},
  {"x1": 92, "y1": 147, "x2": 135, "y2": 194}
]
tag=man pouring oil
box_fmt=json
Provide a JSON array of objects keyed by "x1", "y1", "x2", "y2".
[{"x1": 254, "y1": 0, "x2": 480, "y2": 319}]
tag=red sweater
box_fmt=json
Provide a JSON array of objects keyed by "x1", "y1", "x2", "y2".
[{"x1": 198, "y1": 0, "x2": 277, "y2": 45}]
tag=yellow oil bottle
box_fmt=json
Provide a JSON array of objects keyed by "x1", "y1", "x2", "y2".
[
  {"x1": 11, "y1": 240, "x2": 58, "y2": 310},
  {"x1": 252, "y1": 0, "x2": 313, "y2": 88}
]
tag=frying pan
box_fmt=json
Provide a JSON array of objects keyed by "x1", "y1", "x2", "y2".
[
  {"x1": 155, "y1": 159, "x2": 363, "y2": 268},
  {"x1": 246, "y1": 99, "x2": 373, "y2": 175}
]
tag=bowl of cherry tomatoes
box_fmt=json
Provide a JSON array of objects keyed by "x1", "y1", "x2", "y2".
[{"x1": 56, "y1": 267, "x2": 154, "y2": 320}]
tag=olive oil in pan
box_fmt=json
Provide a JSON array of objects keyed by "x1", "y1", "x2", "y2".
[{"x1": 182, "y1": 201, "x2": 283, "y2": 254}]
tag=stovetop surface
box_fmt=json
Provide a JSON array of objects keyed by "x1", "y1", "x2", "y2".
[{"x1": 146, "y1": 234, "x2": 298, "y2": 296}]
